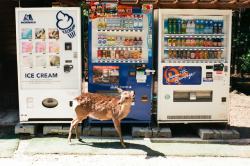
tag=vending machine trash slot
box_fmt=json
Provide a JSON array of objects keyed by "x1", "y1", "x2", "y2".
[
  {"x1": 173, "y1": 91, "x2": 212, "y2": 102},
  {"x1": 42, "y1": 98, "x2": 58, "y2": 108}
]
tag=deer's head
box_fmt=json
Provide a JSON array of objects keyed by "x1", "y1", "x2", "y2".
[{"x1": 117, "y1": 88, "x2": 135, "y2": 105}]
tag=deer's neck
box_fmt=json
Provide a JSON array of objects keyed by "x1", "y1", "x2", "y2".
[{"x1": 120, "y1": 101, "x2": 132, "y2": 117}]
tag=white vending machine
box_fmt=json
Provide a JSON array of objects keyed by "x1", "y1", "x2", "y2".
[
  {"x1": 156, "y1": 9, "x2": 232, "y2": 123},
  {"x1": 16, "y1": 8, "x2": 81, "y2": 123}
]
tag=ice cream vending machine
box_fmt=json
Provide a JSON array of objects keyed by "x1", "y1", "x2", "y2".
[
  {"x1": 16, "y1": 8, "x2": 82, "y2": 123},
  {"x1": 88, "y1": 4, "x2": 154, "y2": 123},
  {"x1": 156, "y1": 9, "x2": 232, "y2": 123}
]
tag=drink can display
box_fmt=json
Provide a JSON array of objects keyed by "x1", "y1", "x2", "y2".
[
  {"x1": 218, "y1": 39, "x2": 222, "y2": 47},
  {"x1": 173, "y1": 50, "x2": 177, "y2": 59},
  {"x1": 115, "y1": 51, "x2": 120, "y2": 59},
  {"x1": 182, "y1": 20, "x2": 186, "y2": 34},
  {"x1": 138, "y1": 50, "x2": 142, "y2": 59},
  {"x1": 106, "y1": 50, "x2": 110, "y2": 59},
  {"x1": 172, "y1": 39, "x2": 177, "y2": 46},
  {"x1": 102, "y1": 35, "x2": 107, "y2": 46},
  {"x1": 169, "y1": 49, "x2": 172, "y2": 58},
  {"x1": 177, "y1": 38, "x2": 182, "y2": 46},
  {"x1": 98, "y1": 50, "x2": 102, "y2": 59},
  {"x1": 208, "y1": 51, "x2": 214, "y2": 59},
  {"x1": 177, "y1": 19, "x2": 182, "y2": 34},
  {"x1": 200, "y1": 51, "x2": 204, "y2": 59},
  {"x1": 124, "y1": 50, "x2": 129, "y2": 59},
  {"x1": 187, "y1": 51, "x2": 191, "y2": 59},
  {"x1": 218, "y1": 50, "x2": 222, "y2": 59},
  {"x1": 182, "y1": 50, "x2": 186, "y2": 59},
  {"x1": 111, "y1": 50, "x2": 115, "y2": 59},
  {"x1": 191, "y1": 39, "x2": 195, "y2": 47},
  {"x1": 133, "y1": 50, "x2": 138, "y2": 59},
  {"x1": 102, "y1": 50, "x2": 106, "y2": 59},
  {"x1": 200, "y1": 38, "x2": 204, "y2": 47},
  {"x1": 204, "y1": 51, "x2": 208, "y2": 59},
  {"x1": 120, "y1": 50, "x2": 124, "y2": 59},
  {"x1": 195, "y1": 51, "x2": 200, "y2": 59},
  {"x1": 181, "y1": 39, "x2": 186, "y2": 46},
  {"x1": 213, "y1": 38, "x2": 218, "y2": 47},
  {"x1": 168, "y1": 39, "x2": 172, "y2": 46},
  {"x1": 208, "y1": 38, "x2": 213, "y2": 47},
  {"x1": 98, "y1": 35, "x2": 102, "y2": 46},
  {"x1": 129, "y1": 51, "x2": 133, "y2": 59},
  {"x1": 186, "y1": 39, "x2": 191, "y2": 46},
  {"x1": 177, "y1": 50, "x2": 181, "y2": 59},
  {"x1": 190, "y1": 51, "x2": 195, "y2": 59},
  {"x1": 195, "y1": 39, "x2": 200, "y2": 47},
  {"x1": 204, "y1": 39, "x2": 208, "y2": 47},
  {"x1": 173, "y1": 19, "x2": 177, "y2": 34}
]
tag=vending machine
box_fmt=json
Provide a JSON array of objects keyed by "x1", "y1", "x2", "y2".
[
  {"x1": 16, "y1": 8, "x2": 82, "y2": 123},
  {"x1": 88, "y1": 4, "x2": 154, "y2": 123},
  {"x1": 156, "y1": 9, "x2": 232, "y2": 123}
]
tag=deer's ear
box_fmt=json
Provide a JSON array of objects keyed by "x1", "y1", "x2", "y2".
[{"x1": 117, "y1": 88, "x2": 124, "y2": 94}]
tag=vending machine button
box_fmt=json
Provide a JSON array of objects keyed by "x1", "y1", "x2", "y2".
[
  {"x1": 141, "y1": 95, "x2": 148, "y2": 102},
  {"x1": 129, "y1": 71, "x2": 136, "y2": 77}
]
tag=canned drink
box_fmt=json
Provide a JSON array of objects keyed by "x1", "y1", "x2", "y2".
[
  {"x1": 102, "y1": 50, "x2": 106, "y2": 59},
  {"x1": 186, "y1": 39, "x2": 191, "y2": 46},
  {"x1": 111, "y1": 50, "x2": 115, "y2": 59},
  {"x1": 190, "y1": 51, "x2": 195, "y2": 59},
  {"x1": 208, "y1": 51, "x2": 214, "y2": 59},
  {"x1": 182, "y1": 50, "x2": 186, "y2": 59},
  {"x1": 218, "y1": 51, "x2": 222, "y2": 59},
  {"x1": 200, "y1": 51, "x2": 204, "y2": 59},
  {"x1": 168, "y1": 39, "x2": 172, "y2": 46},
  {"x1": 191, "y1": 39, "x2": 195, "y2": 47},
  {"x1": 204, "y1": 51, "x2": 208, "y2": 59},
  {"x1": 106, "y1": 50, "x2": 110, "y2": 59},
  {"x1": 213, "y1": 38, "x2": 218, "y2": 47},
  {"x1": 133, "y1": 50, "x2": 138, "y2": 59},
  {"x1": 115, "y1": 51, "x2": 120, "y2": 59},
  {"x1": 176, "y1": 50, "x2": 181, "y2": 59},
  {"x1": 204, "y1": 39, "x2": 208, "y2": 47},
  {"x1": 169, "y1": 50, "x2": 172, "y2": 59},
  {"x1": 173, "y1": 50, "x2": 177, "y2": 59},
  {"x1": 195, "y1": 39, "x2": 200, "y2": 47},
  {"x1": 172, "y1": 39, "x2": 177, "y2": 47},
  {"x1": 177, "y1": 39, "x2": 182, "y2": 47},
  {"x1": 124, "y1": 50, "x2": 129, "y2": 59},
  {"x1": 120, "y1": 50, "x2": 124, "y2": 59},
  {"x1": 195, "y1": 51, "x2": 200, "y2": 59},
  {"x1": 181, "y1": 39, "x2": 186, "y2": 47},
  {"x1": 200, "y1": 38, "x2": 204, "y2": 47},
  {"x1": 138, "y1": 50, "x2": 142, "y2": 59},
  {"x1": 214, "y1": 51, "x2": 218, "y2": 59},
  {"x1": 187, "y1": 51, "x2": 191, "y2": 59},
  {"x1": 129, "y1": 51, "x2": 133, "y2": 59},
  {"x1": 98, "y1": 50, "x2": 102, "y2": 59}
]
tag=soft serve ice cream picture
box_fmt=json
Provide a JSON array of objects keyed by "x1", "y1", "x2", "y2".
[
  {"x1": 56, "y1": 11, "x2": 76, "y2": 38},
  {"x1": 49, "y1": 42, "x2": 60, "y2": 53}
]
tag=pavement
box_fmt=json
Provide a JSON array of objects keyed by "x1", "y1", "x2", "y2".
[{"x1": 1, "y1": 109, "x2": 250, "y2": 165}]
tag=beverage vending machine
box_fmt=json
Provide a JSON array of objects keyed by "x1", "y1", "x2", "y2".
[
  {"x1": 16, "y1": 8, "x2": 82, "y2": 123},
  {"x1": 156, "y1": 9, "x2": 232, "y2": 123},
  {"x1": 88, "y1": 4, "x2": 154, "y2": 123}
]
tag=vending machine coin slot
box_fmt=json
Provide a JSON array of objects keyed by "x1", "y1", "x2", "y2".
[
  {"x1": 206, "y1": 65, "x2": 213, "y2": 69},
  {"x1": 69, "y1": 101, "x2": 73, "y2": 107},
  {"x1": 224, "y1": 66, "x2": 228, "y2": 72},
  {"x1": 64, "y1": 65, "x2": 74, "y2": 73},
  {"x1": 65, "y1": 42, "x2": 72, "y2": 50},
  {"x1": 65, "y1": 60, "x2": 72, "y2": 63},
  {"x1": 141, "y1": 95, "x2": 148, "y2": 102}
]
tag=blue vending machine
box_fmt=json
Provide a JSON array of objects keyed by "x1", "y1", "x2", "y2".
[{"x1": 88, "y1": 4, "x2": 154, "y2": 123}]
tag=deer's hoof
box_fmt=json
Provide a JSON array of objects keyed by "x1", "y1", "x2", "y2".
[{"x1": 122, "y1": 144, "x2": 127, "y2": 149}]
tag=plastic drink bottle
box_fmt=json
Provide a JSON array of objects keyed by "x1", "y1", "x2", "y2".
[
  {"x1": 200, "y1": 19, "x2": 204, "y2": 34},
  {"x1": 204, "y1": 20, "x2": 209, "y2": 34},
  {"x1": 209, "y1": 20, "x2": 213, "y2": 34},
  {"x1": 173, "y1": 19, "x2": 177, "y2": 34},
  {"x1": 218, "y1": 20, "x2": 222, "y2": 34},
  {"x1": 213, "y1": 20, "x2": 218, "y2": 34},
  {"x1": 195, "y1": 20, "x2": 200, "y2": 34},
  {"x1": 164, "y1": 19, "x2": 168, "y2": 34},
  {"x1": 134, "y1": 15, "x2": 138, "y2": 29},
  {"x1": 138, "y1": 15, "x2": 143, "y2": 29},
  {"x1": 191, "y1": 20, "x2": 195, "y2": 34},
  {"x1": 168, "y1": 19, "x2": 173, "y2": 34},
  {"x1": 177, "y1": 19, "x2": 182, "y2": 34},
  {"x1": 186, "y1": 20, "x2": 191, "y2": 34},
  {"x1": 181, "y1": 20, "x2": 186, "y2": 34}
]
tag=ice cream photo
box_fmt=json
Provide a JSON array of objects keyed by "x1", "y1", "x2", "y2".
[
  {"x1": 22, "y1": 42, "x2": 33, "y2": 53},
  {"x1": 35, "y1": 28, "x2": 46, "y2": 39},
  {"x1": 48, "y1": 28, "x2": 59, "y2": 39},
  {"x1": 36, "y1": 56, "x2": 46, "y2": 67},
  {"x1": 21, "y1": 56, "x2": 33, "y2": 67},
  {"x1": 35, "y1": 42, "x2": 46, "y2": 53},
  {"x1": 49, "y1": 42, "x2": 60, "y2": 53},
  {"x1": 56, "y1": 11, "x2": 76, "y2": 38},
  {"x1": 49, "y1": 55, "x2": 60, "y2": 66},
  {"x1": 21, "y1": 28, "x2": 32, "y2": 39}
]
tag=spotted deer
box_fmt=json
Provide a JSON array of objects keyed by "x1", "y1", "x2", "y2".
[{"x1": 68, "y1": 88, "x2": 135, "y2": 148}]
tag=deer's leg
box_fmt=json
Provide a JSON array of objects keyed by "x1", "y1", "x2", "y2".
[
  {"x1": 113, "y1": 118, "x2": 126, "y2": 148},
  {"x1": 68, "y1": 119, "x2": 77, "y2": 144}
]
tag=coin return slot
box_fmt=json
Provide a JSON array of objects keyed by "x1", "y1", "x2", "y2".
[{"x1": 173, "y1": 91, "x2": 212, "y2": 102}]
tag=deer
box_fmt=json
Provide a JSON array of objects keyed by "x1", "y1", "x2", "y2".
[{"x1": 68, "y1": 88, "x2": 135, "y2": 148}]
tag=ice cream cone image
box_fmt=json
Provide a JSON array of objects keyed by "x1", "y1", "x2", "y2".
[{"x1": 56, "y1": 11, "x2": 76, "y2": 38}]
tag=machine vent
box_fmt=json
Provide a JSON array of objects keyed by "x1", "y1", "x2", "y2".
[{"x1": 167, "y1": 115, "x2": 211, "y2": 120}]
